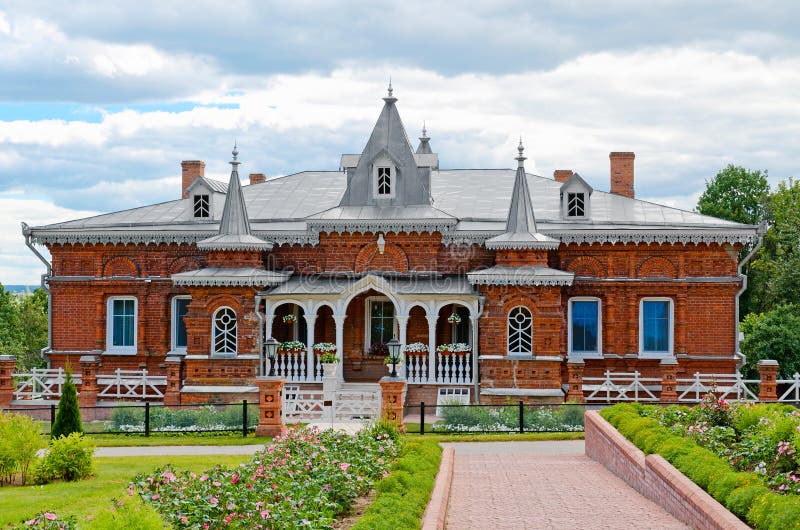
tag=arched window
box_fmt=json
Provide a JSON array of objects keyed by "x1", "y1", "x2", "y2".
[
  {"x1": 507, "y1": 306, "x2": 532, "y2": 355},
  {"x1": 213, "y1": 306, "x2": 237, "y2": 356}
]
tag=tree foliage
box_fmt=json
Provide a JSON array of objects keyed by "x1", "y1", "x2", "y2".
[
  {"x1": 51, "y1": 366, "x2": 83, "y2": 439},
  {"x1": 0, "y1": 284, "x2": 47, "y2": 371},
  {"x1": 740, "y1": 304, "x2": 800, "y2": 379},
  {"x1": 697, "y1": 164, "x2": 770, "y2": 225}
]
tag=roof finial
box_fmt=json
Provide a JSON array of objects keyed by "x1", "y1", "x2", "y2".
[
  {"x1": 516, "y1": 137, "x2": 526, "y2": 168},
  {"x1": 388, "y1": 77, "x2": 393, "y2": 98},
  {"x1": 231, "y1": 142, "x2": 240, "y2": 166},
  {"x1": 422, "y1": 121, "x2": 427, "y2": 138}
]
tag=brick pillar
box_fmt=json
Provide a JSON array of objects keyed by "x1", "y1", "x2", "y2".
[
  {"x1": 164, "y1": 356, "x2": 183, "y2": 406},
  {"x1": 78, "y1": 355, "x2": 101, "y2": 408},
  {"x1": 566, "y1": 360, "x2": 585, "y2": 403},
  {"x1": 0, "y1": 355, "x2": 16, "y2": 409},
  {"x1": 758, "y1": 360, "x2": 779, "y2": 402},
  {"x1": 379, "y1": 377, "x2": 407, "y2": 433},
  {"x1": 255, "y1": 377, "x2": 287, "y2": 437},
  {"x1": 660, "y1": 358, "x2": 679, "y2": 402}
]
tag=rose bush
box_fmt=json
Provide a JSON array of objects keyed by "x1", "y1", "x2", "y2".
[{"x1": 131, "y1": 426, "x2": 397, "y2": 529}]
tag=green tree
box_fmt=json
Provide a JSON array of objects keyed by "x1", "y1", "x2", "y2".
[
  {"x1": 747, "y1": 179, "x2": 800, "y2": 314},
  {"x1": 0, "y1": 284, "x2": 23, "y2": 358},
  {"x1": 51, "y1": 366, "x2": 83, "y2": 439},
  {"x1": 740, "y1": 304, "x2": 800, "y2": 379},
  {"x1": 697, "y1": 164, "x2": 770, "y2": 225},
  {"x1": 15, "y1": 288, "x2": 48, "y2": 370}
]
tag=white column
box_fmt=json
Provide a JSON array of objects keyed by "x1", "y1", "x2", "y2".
[
  {"x1": 304, "y1": 314, "x2": 317, "y2": 382},
  {"x1": 334, "y1": 314, "x2": 346, "y2": 383},
  {"x1": 427, "y1": 314, "x2": 438, "y2": 383},
  {"x1": 396, "y1": 315, "x2": 408, "y2": 379}
]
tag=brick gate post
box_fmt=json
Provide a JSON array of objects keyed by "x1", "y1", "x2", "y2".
[
  {"x1": 566, "y1": 360, "x2": 585, "y2": 403},
  {"x1": 255, "y1": 377, "x2": 287, "y2": 437},
  {"x1": 78, "y1": 355, "x2": 101, "y2": 408},
  {"x1": 660, "y1": 358, "x2": 679, "y2": 403},
  {"x1": 758, "y1": 359, "x2": 779, "y2": 402},
  {"x1": 0, "y1": 355, "x2": 16, "y2": 409},
  {"x1": 379, "y1": 376, "x2": 407, "y2": 433},
  {"x1": 164, "y1": 356, "x2": 183, "y2": 406}
]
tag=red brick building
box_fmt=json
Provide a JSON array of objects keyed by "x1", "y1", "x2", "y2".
[{"x1": 23, "y1": 87, "x2": 759, "y2": 406}]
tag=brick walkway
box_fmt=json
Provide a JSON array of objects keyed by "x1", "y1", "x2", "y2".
[{"x1": 444, "y1": 441, "x2": 687, "y2": 530}]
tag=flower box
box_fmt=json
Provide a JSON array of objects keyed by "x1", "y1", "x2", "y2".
[
  {"x1": 437, "y1": 343, "x2": 471, "y2": 356},
  {"x1": 282, "y1": 314, "x2": 298, "y2": 324},
  {"x1": 312, "y1": 342, "x2": 337, "y2": 356},
  {"x1": 278, "y1": 340, "x2": 306, "y2": 355},
  {"x1": 403, "y1": 342, "x2": 429, "y2": 356}
]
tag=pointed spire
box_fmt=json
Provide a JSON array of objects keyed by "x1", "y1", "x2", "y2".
[
  {"x1": 484, "y1": 140, "x2": 559, "y2": 250},
  {"x1": 383, "y1": 78, "x2": 397, "y2": 104},
  {"x1": 416, "y1": 122, "x2": 433, "y2": 154},
  {"x1": 197, "y1": 144, "x2": 273, "y2": 251}
]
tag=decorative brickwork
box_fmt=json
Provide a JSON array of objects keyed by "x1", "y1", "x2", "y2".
[
  {"x1": 255, "y1": 377, "x2": 287, "y2": 437},
  {"x1": 566, "y1": 360, "x2": 585, "y2": 402},
  {"x1": 164, "y1": 356, "x2": 183, "y2": 406},
  {"x1": 659, "y1": 358, "x2": 679, "y2": 402},
  {"x1": 0, "y1": 355, "x2": 15, "y2": 409},
  {"x1": 757, "y1": 360, "x2": 779, "y2": 402},
  {"x1": 379, "y1": 377, "x2": 407, "y2": 432},
  {"x1": 78, "y1": 355, "x2": 101, "y2": 407}
]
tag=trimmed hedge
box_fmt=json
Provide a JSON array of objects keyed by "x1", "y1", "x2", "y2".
[
  {"x1": 601, "y1": 404, "x2": 800, "y2": 529},
  {"x1": 352, "y1": 439, "x2": 442, "y2": 530}
]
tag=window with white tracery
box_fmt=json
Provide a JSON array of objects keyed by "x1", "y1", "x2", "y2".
[
  {"x1": 567, "y1": 192, "x2": 585, "y2": 217},
  {"x1": 213, "y1": 306, "x2": 237, "y2": 356},
  {"x1": 377, "y1": 167, "x2": 391, "y2": 195},
  {"x1": 193, "y1": 194, "x2": 210, "y2": 218},
  {"x1": 507, "y1": 306, "x2": 533, "y2": 355}
]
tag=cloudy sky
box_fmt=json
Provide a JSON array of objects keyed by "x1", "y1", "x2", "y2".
[{"x1": 1, "y1": 0, "x2": 798, "y2": 284}]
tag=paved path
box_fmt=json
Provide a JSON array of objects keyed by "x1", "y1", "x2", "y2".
[{"x1": 444, "y1": 441, "x2": 687, "y2": 530}]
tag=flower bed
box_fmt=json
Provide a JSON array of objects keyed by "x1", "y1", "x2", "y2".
[
  {"x1": 601, "y1": 399, "x2": 800, "y2": 528},
  {"x1": 108, "y1": 404, "x2": 258, "y2": 433},
  {"x1": 132, "y1": 426, "x2": 398, "y2": 529},
  {"x1": 439, "y1": 403, "x2": 584, "y2": 433}
]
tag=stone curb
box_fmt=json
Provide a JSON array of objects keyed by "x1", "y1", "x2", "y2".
[
  {"x1": 421, "y1": 446, "x2": 455, "y2": 530},
  {"x1": 585, "y1": 411, "x2": 748, "y2": 530}
]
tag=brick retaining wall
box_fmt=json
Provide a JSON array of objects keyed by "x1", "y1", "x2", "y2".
[{"x1": 584, "y1": 411, "x2": 748, "y2": 530}]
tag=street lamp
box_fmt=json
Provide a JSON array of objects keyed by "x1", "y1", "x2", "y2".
[
  {"x1": 265, "y1": 337, "x2": 280, "y2": 377},
  {"x1": 386, "y1": 337, "x2": 401, "y2": 378}
]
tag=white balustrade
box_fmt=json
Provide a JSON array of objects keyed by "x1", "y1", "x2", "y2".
[
  {"x1": 583, "y1": 371, "x2": 660, "y2": 402},
  {"x1": 97, "y1": 369, "x2": 166, "y2": 399},
  {"x1": 13, "y1": 368, "x2": 82, "y2": 400},
  {"x1": 273, "y1": 351, "x2": 307, "y2": 382},
  {"x1": 405, "y1": 354, "x2": 429, "y2": 383},
  {"x1": 677, "y1": 372, "x2": 758, "y2": 402},
  {"x1": 778, "y1": 373, "x2": 800, "y2": 403},
  {"x1": 435, "y1": 353, "x2": 473, "y2": 385}
]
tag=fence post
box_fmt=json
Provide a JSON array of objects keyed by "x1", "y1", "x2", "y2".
[
  {"x1": 255, "y1": 377, "x2": 287, "y2": 437},
  {"x1": 758, "y1": 360, "x2": 779, "y2": 402},
  {"x1": 566, "y1": 359, "x2": 585, "y2": 403},
  {"x1": 0, "y1": 355, "x2": 16, "y2": 409},
  {"x1": 242, "y1": 400, "x2": 248, "y2": 438},
  {"x1": 379, "y1": 376, "x2": 407, "y2": 433},
  {"x1": 420, "y1": 402, "x2": 425, "y2": 435},
  {"x1": 164, "y1": 356, "x2": 183, "y2": 406},
  {"x1": 145, "y1": 401, "x2": 150, "y2": 437},
  {"x1": 78, "y1": 355, "x2": 100, "y2": 409},
  {"x1": 660, "y1": 358, "x2": 679, "y2": 403},
  {"x1": 518, "y1": 400, "x2": 524, "y2": 434}
]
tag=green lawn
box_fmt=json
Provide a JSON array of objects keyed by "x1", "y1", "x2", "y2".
[
  {"x1": 89, "y1": 432, "x2": 270, "y2": 447},
  {"x1": 0, "y1": 454, "x2": 249, "y2": 527}
]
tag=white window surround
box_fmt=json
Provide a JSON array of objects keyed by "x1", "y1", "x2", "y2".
[
  {"x1": 372, "y1": 156, "x2": 396, "y2": 199},
  {"x1": 105, "y1": 296, "x2": 137, "y2": 355},
  {"x1": 567, "y1": 297, "x2": 603, "y2": 359},
  {"x1": 212, "y1": 306, "x2": 238, "y2": 357},
  {"x1": 507, "y1": 306, "x2": 533, "y2": 355},
  {"x1": 364, "y1": 296, "x2": 398, "y2": 350},
  {"x1": 170, "y1": 296, "x2": 191, "y2": 354},
  {"x1": 638, "y1": 297, "x2": 675, "y2": 358},
  {"x1": 193, "y1": 194, "x2": 210, "y2": 218},
  {"x1": 560, "y1": 177, "x2": 592, "y2": 220}
]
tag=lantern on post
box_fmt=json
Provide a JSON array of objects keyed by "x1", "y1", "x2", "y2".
[
  {"x1": 265, "y1": 337, "x2": 280, "y2": 377},
  {"x1": 386, "y1": 338, "x2": 401, "y2": 378}
]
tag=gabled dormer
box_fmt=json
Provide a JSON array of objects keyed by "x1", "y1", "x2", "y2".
[
  {"x1": 338, "y1": 84, "x2": 432, "y2": 207},
  {"x1": 560, "y1": 173, "x2": 593, "y2": 220},
  {"x1": 185, "y1": 176, "x2": 228, "y2": 220}
]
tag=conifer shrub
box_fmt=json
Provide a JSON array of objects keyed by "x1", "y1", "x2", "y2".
[{"x1": 51, "y1": 367, "x2": 83, "y2": 439}]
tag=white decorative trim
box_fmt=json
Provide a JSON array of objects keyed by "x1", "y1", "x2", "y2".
[
  {"x1": 196, "y1": 242, "x2": 274, "y2": 251},
  {"x1": 307, "y1": 218, "x2": 457, "y2": 235},
  {"x1": 551, "y1": 230, "x2": 757, "y2": 246},
  {"x1": 31, "y1": 231, "x2": 216, "y2": 246},
  {"x1": 172, "y1": 276, "x2": 287, "y2": 287},
  {"x1": 484, "y1": 240, "x2": 561, "y2": 250},
  {"x1": 467, "y1": 273, "x2": 574, "y2": 286}
]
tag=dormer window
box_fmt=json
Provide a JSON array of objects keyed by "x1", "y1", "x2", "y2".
[
  {"x1": 377, "y1": 167, "x2": 392, "y2": 195},
  {"x1": 193, "y1": 194, "x2": 210, "y2": 218},
  {"x1": 560, "y1": 173, "x2": 592, "y2": 220},
  {"x1": 567, "y1": 192, "x2": 585, "y2": 217}
]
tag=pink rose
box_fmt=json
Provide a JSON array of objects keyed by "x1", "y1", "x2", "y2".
[
  {"x1": 210, "y1": 497, "x2": 219, "y2": 506},
  {"x1": 45, "y1": 513, "x2": 57, "y2": 521},
  {"x1": 340, "y1": 462, "x2": 350, "y2": 472},
  {"x1": 260, "y1": 510, "x2": 270, "y2": 519}
]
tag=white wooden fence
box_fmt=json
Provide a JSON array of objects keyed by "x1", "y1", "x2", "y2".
[
  {"x1": 13, "y1": 368, "x2": 165, "y2": 401},
  {"x1": 13, "y1": 368, "x2": 82, "y2": 400}
]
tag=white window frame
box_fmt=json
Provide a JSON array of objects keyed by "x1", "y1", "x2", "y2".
[
  {"x1": 212, "y1": 306, "x2": 238, "y2": 357},
  {"x1": 568, "y1": 297, "x2": 602, "y2": 359},
  {"x1": 106, "y1": 296, "x2": 138, "y2": 355},
  {"x1": 372, "y1": 156, "x2": 396, "y2": 199},
  {"x1": 507, "y1": 306, "x2": 533, "y2": 356},
  {"x1": 364, "y1": 296, "x2": 398, "y2": 351},
  {"x1": 170, "y1": 296, "x2": 191, "y2": 354},
  {"x1": 639, "y1": 297, "x2": 674, "y2": 358},
  {"x1": 566, "y1": 192, "x2": 586, "y2": 217}
]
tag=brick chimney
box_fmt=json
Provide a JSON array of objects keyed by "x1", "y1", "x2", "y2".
[
  {"x1": 249, "y1": 173, "x2": 267, "y2": 185},
  {"x1": 609, "y1": 152, "x2": 635, "y2": 198},
  {"x1": 181, "y1": 160, "x2": 205, "y2": 199},
  {"x1": 553, "y1": 169, "x2": 574, "y2": 183}
]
